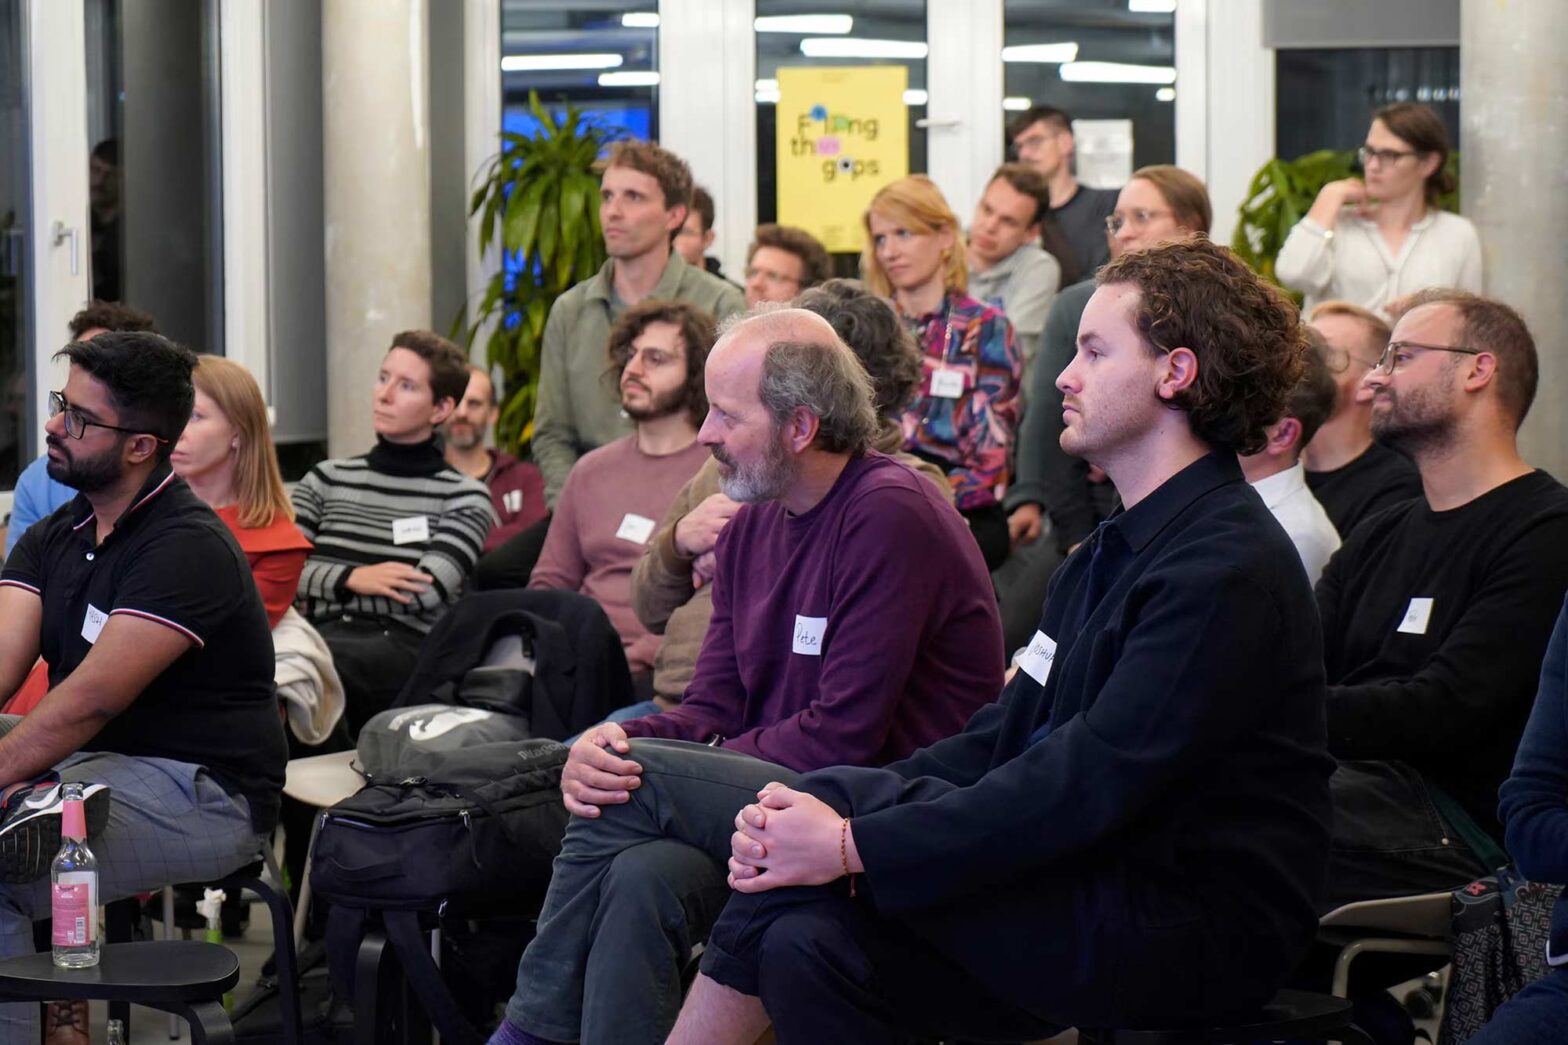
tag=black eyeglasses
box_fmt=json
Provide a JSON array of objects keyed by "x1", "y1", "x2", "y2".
[
  {"x1": 48, "y1": 391, "x2": 170, "y2": 443},
  {"x1": 1373, "y1": 341, "x2": 1483, "y2": 376},
  {"x1": 1357, "y1": 145, "x2": 1420, "y2": 167}
]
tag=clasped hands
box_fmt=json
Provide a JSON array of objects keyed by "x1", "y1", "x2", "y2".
[{"x1": 727, "y1": 782, "x2": 863, "y2": 894}]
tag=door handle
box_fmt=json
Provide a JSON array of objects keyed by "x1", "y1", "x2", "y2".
[{"x1": 51, "y1": 220, "x2": 79, "y2": 276}]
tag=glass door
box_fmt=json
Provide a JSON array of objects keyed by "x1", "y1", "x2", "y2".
[{"x1": 0, "y1": 1, "x2": 30, "y2": 490}]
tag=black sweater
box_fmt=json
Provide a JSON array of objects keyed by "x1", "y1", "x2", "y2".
[
  {"x1": 1305, "y1": 441, "x2": 1423, "y2": 539},
  {"x1": 1317, "y1": 469, "x2": 1568, "y2": 833}
]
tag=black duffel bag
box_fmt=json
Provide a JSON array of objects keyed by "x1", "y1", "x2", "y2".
[{"x1": 311, "y1": 738, "x2": 571, "y2": 1044}]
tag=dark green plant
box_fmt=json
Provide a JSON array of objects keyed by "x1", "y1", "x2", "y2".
[
  {"x1": 1232, "y1": 149, "x2": 1461, "y2": 289},
  {"x1": 459, "y1": 92, "x2": 617, "y2": 455}
]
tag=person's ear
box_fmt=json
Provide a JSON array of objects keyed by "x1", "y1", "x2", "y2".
[
  {"x1": 1416, "y1": 151, "x2": 1442, "y2": 184},
  {"x1": 430, "y1": 396, "x2": 457, "y2": 427},
  {"x1": 786, "y1": 406, "x2": 821, "y2": 453},
  {"x1": 666, "y1": 203, "x2": 689, "y2": 235},
  {"x1": 1156, "y1": 346, "x2": 1198, "y2": 401},
  {"x1": 1462, "y1": 351, "x2": 1498, "y2": 395},
  {"x1": 1269, "y1": 416, "x2": 1303, "y2": 457},
  {"x1": 126, "y1": 433, "x2": 161, "y2": 466}
]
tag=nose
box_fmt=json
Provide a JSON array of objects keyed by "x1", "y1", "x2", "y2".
[
  {"x1": 44, "y1": 409, "x2": 65, "y2": 438},
  {"x1": 1056, "y1": 357, "x2": 1080, "y2": 396},
  {"x1": 697, "y1": 409, "x2": 723, "y2": 447}
]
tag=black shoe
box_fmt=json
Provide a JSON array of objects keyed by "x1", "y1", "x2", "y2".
[{"x1": 0, "y1": 777, "x2": 111, "y2": 883}]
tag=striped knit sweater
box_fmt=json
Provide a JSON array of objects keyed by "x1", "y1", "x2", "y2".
[{"x1": 291, "y1": 438, "x2": 494, "y2": 633}]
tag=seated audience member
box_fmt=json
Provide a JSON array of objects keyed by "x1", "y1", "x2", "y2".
[
  {"x1": 444, "y1": 364, "x2": 547, "y2": 554},
  {"x1": 291, "y1": 331, "x2": 492, "y2": 733},
  {"x1": 0, "y1": 333, "x2": 286, "y2": 1042},
  {"x1": 1316, "y1": 289, "x2": 1568, "y2": 911},
  {"x1": 487, "y1": 308, "x2": 1002, "y2": 1045},
  {"x1": 997, "y1": 165, "x2": 1210, "y2": 653},
  {"x1": 632, "y1": 278, "x2": 953, "y2": 713},
  {"x1": 1238, "y1": 331, "x2": 1342, "y2": 584},
  {"x1": 967, "y1": 163, "x2": 1062, "y2": 365},
  {"x1": 649, "y1": 239, "x2": 1331, "y2": 1044},
  {"x1": 1008, "y1": 104, "x2": 1119, "y2": 276},
  {"x1": 674, "y1": 185, "x2": 736, "y2": 286},
  {"x1": 862, "y1": 174, "x2": 1021, "y2": 570},
  {"x1": 1301, "y1": 300, "x2": 1423, "y2": 536},
  {"x1": 532, "y1": 142, "x2": 745, "y2": 508},
  {"x1": 742, "y1": 224, "x2": 831, "y2": 309},
  {"x1": 1469, "y1": 597, "x2": 1568, "y2": 1045},
  {"x1": 1276, "y1": 103, "x2": 1481, "y2": 316},
  {"x1": 528, "y1": 301, "x2": 714, "y2": 697},
  {"x1": 5, "y1": 301, "x2": 156, "y2": 556}
]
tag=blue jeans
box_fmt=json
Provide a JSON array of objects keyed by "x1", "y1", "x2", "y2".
[
  {"x1": 1467, "y1": 966, "x2": 1568, "y2": 1044},
  {"x1": 500, "y1": 739, "x2": 797, "y2": 1045}
]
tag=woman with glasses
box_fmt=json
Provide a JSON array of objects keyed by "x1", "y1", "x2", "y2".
[
  {"x1": 861, "y1": 175, "x2": 1021, "y2": 571},
  {"x1": 1276, "y1": 102, "x2": 1482, "y2": 315}
]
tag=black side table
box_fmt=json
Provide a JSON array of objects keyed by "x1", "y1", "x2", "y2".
[{"x1": 0, "y1": 940, "x2": 239, "y2": 1044}]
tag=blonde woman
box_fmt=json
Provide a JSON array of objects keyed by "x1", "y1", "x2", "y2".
[{"x1": 861, "y1": 175, "x2": 1021, "y2": 568}]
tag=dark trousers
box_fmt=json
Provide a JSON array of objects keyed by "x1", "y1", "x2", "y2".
[
  {"x1": 1468, "y1": 967, "x2": 1568, "y2": 1045},
  {"x1": 314, "y1": 615, "x2": 423, "y2": 739},
  {"x1": 960, "y1": 503, "x2": 1010, "y2": 572},
  {"x1": 701, "y1": 888, "x2": 1062, "y2": 1045},
  {"x1": 474, "y1": 513, "x2": 553, "y2": 590}
]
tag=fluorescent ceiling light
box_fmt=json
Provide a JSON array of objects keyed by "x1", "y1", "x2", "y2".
[
  {"x1": 1002, "y1": 96, "x2": 1032, "y2": 111},
  {"x1": 1001, "y1": 43, "x2": 1079, "y2": 64},
  {"x1": 1129, "y1": 0, "x2": 1178, "y2": 13},
  {"x1": 599, "y1": 71, "x2": 660, "y2": 87},
  {"x1": 1155, "y1": 86, "x2": 1176, "y2": 102},
  {"x1": 756, "y1": 14, "x2": 853, "y2": 34},
  {"x1": 800, "y1": 38, "x2": 927, "y2": 59},
  {"x1": 621, "y1": 13, "x2": 659, "y2": 29},
  {"x1": 903, "y1": 89, "x2": 928, "y2": 105},
  {"x1": 501, "y1": 53, "x2": 622, "y2": 72},
  {"x1": 1060, "y1": 61, "x2": 1176, "y2": 84}
]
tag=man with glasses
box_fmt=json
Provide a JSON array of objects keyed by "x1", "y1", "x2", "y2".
[
  {"x1": 526, "y1": 301, "x2": 714, "y2": 703},
  {"x1": 741, "y1": 224, "x2": 830, "y2": 309},
  {"x1": 1007, "y1": 105, "x2": 1119, "y2": 276},
  {"x1": 1315, "y1": 288, "x2": 1568, "y2": 911},
  {"x1": 0, "y1": 332, "x2": 285, "y2": 1043},
  {"x1": 1300, "y1": 300, "x2": 1423, "y2": 538}
]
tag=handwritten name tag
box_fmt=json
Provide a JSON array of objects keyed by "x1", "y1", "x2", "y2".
[
  {"x1": 615, "y1": 513, "x2": 656, "y2": 545},
  {"x1": 392, "y1": 515, "x2": 430, "y2": 546},
  {"x1": 792, "y1": 615, "x2": 827, "y2": 656},
  {"x1": 1017, "y1": 630, "x2": 1058, "y2": 686},
  {"x1": 1396, "y1": 597, "x2": 1434, "y2": 636},
  {"x1": 930, "y1": 368, "x2": 966, "y2": 399},
  {"x1": 81, "y1": 604, "x2": 108, "y2": 645}
]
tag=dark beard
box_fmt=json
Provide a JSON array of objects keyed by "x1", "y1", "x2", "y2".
[{"x1": 45, "y1": 439, "x2": 123, "y2": 493}]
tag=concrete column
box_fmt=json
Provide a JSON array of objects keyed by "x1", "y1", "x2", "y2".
[
  {"x1": 1460, "y1": 1, "x2": 1568, "y2": 477},
  {"x1": 322, "y1": 0, "x2": 431, "y2": 456}
]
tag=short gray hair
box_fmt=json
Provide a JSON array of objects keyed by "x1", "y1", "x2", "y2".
[{"x1": 758, "y1": 339, "x2": 879, "y2": 455}]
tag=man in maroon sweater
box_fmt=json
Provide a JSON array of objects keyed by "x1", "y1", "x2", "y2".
[{"x1": 487, "y1": 309, "x2": 1003, "y2": 1045}]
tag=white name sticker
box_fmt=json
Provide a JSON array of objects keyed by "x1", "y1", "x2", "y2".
[
  {"x1": 930, "y1": 368, "x2": 966, "y2": 399},
  {"x1": 503, "y1": 489, "x2": 523, "y2": 514},
  {"x1": 615, "y1": 513, "x2": 656, "y2": 545},
  {"x1": 81, "y1": 604, "x2": 108, "y2": 645},
  {"x1": 792, "y1": 615, "x2": 827, "y2": 656},
  {"x1": 1017, "y1": 630, "x2": 1058, "y2": 686},
  {"x1": 1396, "y1": 597, "x2": 1435, "y2": 636},
  {"x1": 392, "y1": 515, "x2": 431, "y2": 546}
]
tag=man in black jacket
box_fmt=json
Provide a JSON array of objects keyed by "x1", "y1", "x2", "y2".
[{"x1": 664, "y1": 239, "x2": 1335, "y2": 1043}]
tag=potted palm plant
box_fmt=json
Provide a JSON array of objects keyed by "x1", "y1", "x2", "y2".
[{"x1": 461, "y1": 92, "x2": 618, "y2": 454}]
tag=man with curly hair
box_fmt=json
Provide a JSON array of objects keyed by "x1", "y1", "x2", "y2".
[{"x1": 664, "y1": 237, "x2": 1336, "y2": 1044}]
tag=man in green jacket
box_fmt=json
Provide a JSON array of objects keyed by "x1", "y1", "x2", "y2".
[{"x1": 534, "y1": 141, "x2": 746, "y2": 507}]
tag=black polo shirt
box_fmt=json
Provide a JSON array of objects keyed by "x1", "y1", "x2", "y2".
[{"x1": 1, "y1": 462, "x2": 286, "y2": 832}]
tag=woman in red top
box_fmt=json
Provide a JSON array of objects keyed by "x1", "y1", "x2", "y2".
[{"x1": 173, "y1": 356, "x2": 311, "y2": 623}]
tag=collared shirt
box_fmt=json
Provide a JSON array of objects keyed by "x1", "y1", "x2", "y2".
[
  {"x1": 1250, "y1": 461, "x2": 1341, "y2": 585},
  {"x1": 531, "y1": 252, "x2": 746, "y2": 506},
  {"x1": 1, "y1": 462, "x2": 286, "y2": 831},
  {"x1": 897, "y1": 291, "x2": 1022, "y2": 510},
  {"x1": 1276, "y1": 209, "x2": 1483, "y2": 314},
  {"x1": 802, "y1": 453, "x2": 1332, "y2": 1000}
]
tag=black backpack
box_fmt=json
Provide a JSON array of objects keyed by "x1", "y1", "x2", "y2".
[{"x1": 310, "y1": 739, "x2": 571, "y2": 1044}]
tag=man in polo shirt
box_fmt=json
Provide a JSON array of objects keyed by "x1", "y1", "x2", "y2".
[
  {"x1": 531, "y1": 141, "x2": 746, "y2": 508},
  {"x1": 486, "y1": 308, "x2": 1001, "y2": 1045},
  {"x1": 666, "y1": 239, "x2": 1332, "y2": 1043},
  {"x1": 0, "y1": 332, "x2": 285, "y2": 1042}
]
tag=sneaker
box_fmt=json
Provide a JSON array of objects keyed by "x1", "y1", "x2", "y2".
[{"x1": 0, "y1": 778, "x2": 111, "y2": 884}]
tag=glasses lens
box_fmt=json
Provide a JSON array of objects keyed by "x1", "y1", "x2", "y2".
[{"x1": 1104, "y1": 216, "x2": 1121, "y2": 233}]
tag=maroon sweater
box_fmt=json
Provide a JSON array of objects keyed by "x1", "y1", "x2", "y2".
[{"x1": 620, "y1": 452, "x2": 1003, "y2": 771}]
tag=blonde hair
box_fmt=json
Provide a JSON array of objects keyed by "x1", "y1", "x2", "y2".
[
  {"x1": 860, "y1": 175, "x2": 968, "y2": 299},
  {"x1": 191, "y1": 355, "x2": 294, "y2": 529},
  {"x1": 1308, "y1": 299, "x2": 1393, "y2": 347}
]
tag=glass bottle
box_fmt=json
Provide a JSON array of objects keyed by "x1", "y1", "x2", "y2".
[{"x1": 50, "y1": 782, "x2": 99, "y2": 969}]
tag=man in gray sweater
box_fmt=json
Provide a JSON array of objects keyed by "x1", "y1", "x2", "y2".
[{"x1": 532, "y1": 141, "x2": 746, "y2": 507}]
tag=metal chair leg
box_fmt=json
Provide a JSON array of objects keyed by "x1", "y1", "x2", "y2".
[
  {"x1": 238, "y1": 873, "x2": 304, "y2": 1045},
  {"x1": 164, "y1": 886, "x2": 181, "y2": 1040}
]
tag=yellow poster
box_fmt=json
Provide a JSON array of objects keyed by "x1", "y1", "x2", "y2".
[{"x1": 776, "y1": 65, "x2": 909, "y2": 253}]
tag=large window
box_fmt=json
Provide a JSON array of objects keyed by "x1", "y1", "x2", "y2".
[
  {"x1": 1276, "y1": 48, "x2": 1460, "y2": 161},
  {"x1": 754, "y1": 0, "x2": 928, "y2": 230},
  {"x1": 1002, "y1": 0, "x2": 1175, "y2": 181},
  {"x1": 500, "y1": 1, "x2": 659, "y2": 146},
  {"x1": 0, "y1": 2, "x2": 28, "y2": 489}
]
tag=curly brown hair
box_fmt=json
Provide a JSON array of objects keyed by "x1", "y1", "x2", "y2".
[
  {"x1": 1098, "y1": 237, "x2": 1307, "y2": 455},
  {"x1": 68, "y1": 300, "x2": 156, "y2": 339},
  {"x1": 606, "y1": 299, "x2": 716, "y2": 427},
  {"x1": 750, "y1": 225, "x2": 832, "y2": 290}
]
